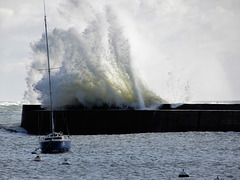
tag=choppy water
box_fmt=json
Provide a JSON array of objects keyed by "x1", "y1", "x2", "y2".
[{"x1": 0, "y1": 103, "x2": 240, "y2": 179}]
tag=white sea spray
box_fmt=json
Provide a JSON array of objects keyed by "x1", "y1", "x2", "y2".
[{"x1": 25, "y1": 6, "x2": 165, "y2": 109}]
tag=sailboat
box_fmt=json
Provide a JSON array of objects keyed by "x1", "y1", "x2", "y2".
[{"x1": 39, "y1": 1, "x2": 71, "y2": 153}]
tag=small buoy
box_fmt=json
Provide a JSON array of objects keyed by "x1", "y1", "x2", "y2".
[
  {"x1": 62, "y1": 158, "x2": 71, "y2": 165},
  {"x1": 214, "y1": 176, "x2": 224, "y2": 180},
  {"x1": 178, "y1": 169, "x2": 189, "y2": 178},
  {"x1": 31, "y1": 148, "x2": 39, "y2": 154},
  {"x1": 34, "y1": 155, "x2": 42, "y2": 161}
]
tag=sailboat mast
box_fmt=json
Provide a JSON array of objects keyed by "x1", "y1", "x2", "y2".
[{"x1": 43, "y1": 0, "x2": 54, "y2": 133}]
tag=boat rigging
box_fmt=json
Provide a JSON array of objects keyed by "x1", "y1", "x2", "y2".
[{"x1": 39, "y1": 0, "x2": 71, "y2": 153}]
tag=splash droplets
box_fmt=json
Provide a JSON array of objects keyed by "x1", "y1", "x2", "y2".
[{"x1": 25, "y1": 7, "x2": 165, "y2": 109}]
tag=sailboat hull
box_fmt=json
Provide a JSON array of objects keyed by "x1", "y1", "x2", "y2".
[{"x1": 40, "y1": 139, "x2": 71, "y2": 153}]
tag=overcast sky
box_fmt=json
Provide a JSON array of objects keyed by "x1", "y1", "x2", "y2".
[
  {"x1": 1, "y1": 0, "x2": 240, "y2": 103},
  {"x1": 0, "y1": 0, "x2": 63, "y2": 101}
]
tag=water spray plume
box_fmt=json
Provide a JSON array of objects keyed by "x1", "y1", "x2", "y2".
[{"x1": 25, "y1": 6, "x2": 165, "y2": 109}]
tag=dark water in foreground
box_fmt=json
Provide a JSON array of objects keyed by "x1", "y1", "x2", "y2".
[{"x1": 0, "y1": 103, "x2": 240, "y2": 179}]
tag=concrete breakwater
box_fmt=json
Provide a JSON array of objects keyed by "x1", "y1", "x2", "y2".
[{"x1": 21, "y1": 104, "x2": 240, "y2": 135}]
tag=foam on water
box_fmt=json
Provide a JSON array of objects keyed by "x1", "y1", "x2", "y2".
[{"x1": 0, "y1": 101, "x2": 24, "y2": 106}]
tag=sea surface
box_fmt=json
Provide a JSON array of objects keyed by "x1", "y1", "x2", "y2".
[{"x1": 0, "y1": 102, "x2": 240, "y2": 180}]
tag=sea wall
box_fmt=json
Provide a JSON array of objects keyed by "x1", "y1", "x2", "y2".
[{"x1": 21, "y1": 104, "x2": 240, "y2": 135}]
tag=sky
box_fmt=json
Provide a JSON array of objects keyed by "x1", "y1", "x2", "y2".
[{"x1": 0, "y1": 0, "x2": 240, "y2": 103}]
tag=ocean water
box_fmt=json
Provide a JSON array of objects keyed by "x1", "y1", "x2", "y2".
[{"x1": 0, "y1": 103, "x2": 240, "y2": 180}]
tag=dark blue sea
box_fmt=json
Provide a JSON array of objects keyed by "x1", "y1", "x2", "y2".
[{"x1": 0, "y1": 102, "x2": 240, "y2": 179}]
